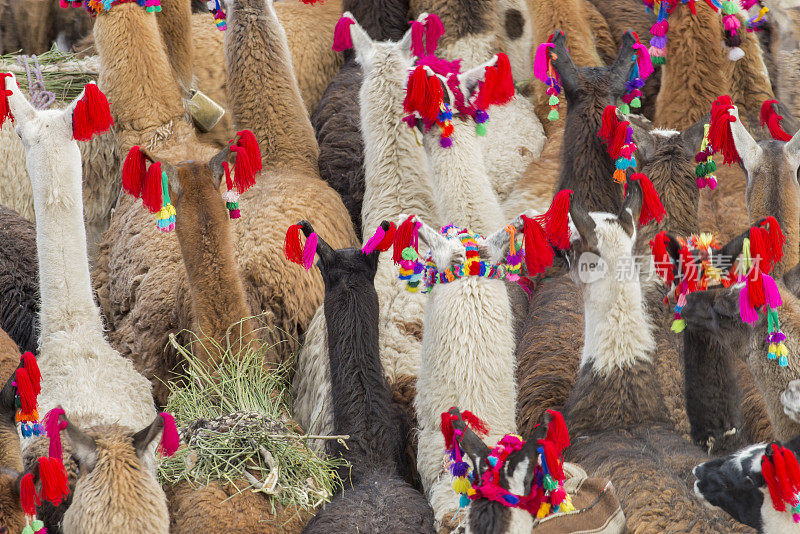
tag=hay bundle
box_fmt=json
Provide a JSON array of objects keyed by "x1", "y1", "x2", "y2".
[{"x1": 1, "y1": 45, "x2": 98, "y2": 105}]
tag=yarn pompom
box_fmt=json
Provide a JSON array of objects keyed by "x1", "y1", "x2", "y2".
[
  {"x1": 627, "y1": 173, "x2": 666, "y2": 226},
  {"x1": 37, "y1": 456, "x2": 69, "y2": 507},
  {"x1": 158, "y1": 412, "x2": 180, "y2": 457},
  {"x1": 284, "y1": 224, "x2": 304, "y2": 265},
  {"x1": 332, "y1": 16, "x2": 355, "y2": 52},
  {"x1": 708, "y1": 95, "x2": 740, "y2": 165},
  {"x1": 71, "y1": 83, "x2": 114, "y2": 142},
  {"x1": 760, "y1": 100, "x2": 793, "y2": 142},
  {"x1": 122, "y1": 146, "x2": 148, "y2": 198}
]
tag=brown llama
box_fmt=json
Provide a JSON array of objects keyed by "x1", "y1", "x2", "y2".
[
  {"x1": 92, "y1": 0, "x2": 356, "y2": 405},
  {"x1": 0, "y1": 0, "x2": 92, "y2": 54},
  {"x1": 0, "y1": 328, "x2": 24, "y2": 534},
  {"x1": 0, "y1": 206, "x2": 39, "y2": 354}
]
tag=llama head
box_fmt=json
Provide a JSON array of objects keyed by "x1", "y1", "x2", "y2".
[
  {"x1": 295, "y1": 220, "x2": 383, "y2": 289},
  {"x1": 628, "y1": 113, "x2": 708, "y2": 174},
  {"x1": 548, "y1": 29, "x2": 637, "y2": 109},
  {"x1": 339, "y1": 12, "x2": 425, "y2": 74},
  {"x1": 566, "y1": 179, "x2": 643, "y2": 291},
  {"x1": 48, "y1": 411, "x2": 174, "y2": 533},
  {"x1": 727, "y1": 102, "x2": 800, "y2": 244},
  {"x1": 782, "y1": 380, "x2": 800, "y2": 424},
  {"x1": 693, "y1": 439, "x2": 800, "y2": 533}
]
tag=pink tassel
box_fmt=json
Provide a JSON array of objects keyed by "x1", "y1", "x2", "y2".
[
  {"x1": 739, "y1": 284, "x2": 759, "y2": 325},
  {"x1": 158, "y1": 412, "x2": 180, "y2": 457},
  {"x1": 302, "y1": 233, "x2": 318, "y2": 270},
  {"x1": 763, "y1": 274, "x2": 783, "y2": 308},
  {"x1": 534, "y1": 43, "x2": 554, "y2": 82},
  {"x1": 633, "y1": 43, "x2": 654, "y2": 79},
  {"x1": 424, "y1": 13, "x2": 444, "y2": 55},
  {"x1": 362, "y1": 226, "x2": 385, "y2": 254},
  {"x1": 332, "y1": 16, "x2": 355, "y2": 52},
  {"x1": 724, "y1": 15, "x2": 741, "y2": 31},
  {"x1": 650, "y1": 20, "x2": 668, "y2": 37},
  {"x1": 410, "y1": 20, "x2": 426, "y2": 57},
  {"x1": 44, "y1": 407, "x2": 67, "y2": 460}
]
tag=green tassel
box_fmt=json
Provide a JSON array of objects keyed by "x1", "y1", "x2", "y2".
[
  {"x1": 476, "y1": 123, "x2": 487, "y2": 136},
  {"x1": 631, "y1": 97, "x2": 641, "y2": 108},
  {"x1": 695, "y1": 163, "x2": 707, "y2": 177},
  {"x1": 671, "y1": 319, "x2": 686, "y2": 333},
  {"x1": 722, "y1": 1, "x2": 738, "y2": 14},
  {"x1": 652, "y1": 56, "x2": 666, "y2": 66},
  {"x1": 619, "y1": 103, "x2": 630, "y2": 115},
  {"x1": 402, "y1": 247, "x2": 418, "y2": 261},
  {"x1": 547, "y1": 109, "x2": 559, "y2": 121},
  {"x1": 31, "y1": 520, "x2": 44, "y2": 531},
  {"x1": 548, "y1": 95, "x2": 559, "y2": 106},
  {"x1": 543, "y1": 475, "x2": 558, "y2": 491},
  {"x1": 707, "y1": 160, "x2": 717, "y2": 172},
  {"x1": 22, "y1": 526, "x2": 34, "y2": 534}
]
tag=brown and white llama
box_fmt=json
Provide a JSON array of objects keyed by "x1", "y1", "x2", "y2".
[
  {"x1": 91, "y1": 0, "x2": 357, "y2": 405},
  {"x1": 3, "y1": 75, "x2": 181, "y2": 533},
  {"x1": 293, "y1": 15, "x2": 440, "y2": 447},
  {"x1": 294, "y1": 221, "x2": 435, "y2": 534},
  {"x1": 561, "y1": 182, "x2": 753, "y2": 532}
]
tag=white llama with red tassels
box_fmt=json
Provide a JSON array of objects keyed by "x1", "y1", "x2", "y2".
[{"x1": 2, "y1": 73, "x2": 180, "y2": 534}]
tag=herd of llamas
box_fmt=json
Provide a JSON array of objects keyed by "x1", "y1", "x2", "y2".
[{"x1": 2, "y1": 0, "x2": 800, "y2": 533}]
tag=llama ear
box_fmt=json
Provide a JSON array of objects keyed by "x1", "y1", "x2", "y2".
[
  {"x1": 298, "y1": 220, "x2": 336, "y2": 268},
  {"x1": 619, "y1": 179, "x2": 643, "y2": 236},
  {"x1": 784, "y1": 124, "x2": 800, "y2": 169},
  {"x1": 208, "y1": 145, "x2": 233, "y2": 190},
  {"x1": 550, "y1": 31, "x2": 579, "y2": 94},
  {"x1": 3, "y1": 73, "x2": 36, "y2": 124},
  {"x1": 729, "y1": 106, "x2": 763, "y2": 174},
  {"x1": 680, "y1": 113, "x2": 711, "y2": 159},
  {"x1": 770, "y1": 100, "x2": 800, "y2": 138},
  {"x1": 397, "y1": 22, "x2": 415, "y2": 58},
  {"x1": 348, "y1": 18, "x2": 374, "y2": 65},
  {"x1": 481, "y1": 213, "x2": 529, "y2": 264},
  {"x1": 627, "y1": 114, "x2": 656, "y2": 164},
  {"x1": 63, "y1": 418, "x2": 98, "y2": 473},
  {"x1": 449, "y1": 408, "x2": 491, "y2": 461},
  {"x1": 610, "y1": 30, "x2": 637, "y2": 98},
  {"x1": 715, "y1": 227, "x2": 750, "y2": 273},
  {"x1": 132, "y1": 414, "x2": 165, "y2": 460},
  {"x1": 162, "y1": 161, "x2": 182, "y2": 201},
  {"x1": 458, "y1": 56, "x2": 499, "y2": 98},
  {"x1": 569, "y1": 201, "x2": 597, "y2": 251}
]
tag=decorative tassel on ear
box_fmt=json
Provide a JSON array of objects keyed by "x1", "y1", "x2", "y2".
[
  {"x1": 545, "y1": 410, "x2": 570, "y2": 453},
  {"x1": 332, "y1": 16, "x2": 356, "y2": 52},
  {"x1": 534, "y1": 39, "x2": 561, "y2": 121},
  {"x1": 708, "y1": 95, "x2": 740, "y2": 165},
  {"x1": 619, "y1": 34, "x2": 652, "y2": 114},
  {"x1": 746, "y1": 4, "x2": 769, "y2": 32},
  {"x1": 410, "y1": 19, "x2": 426, "y2": 58},
  {"x1": 362, "y1": 222, "x2": 396, "y2": 254},
  {"x1": 72, "y1": 83, "x2": 114, "y2": 142},
  {"x1": 505, "y1": 225, "x2": 522, "y2": 281},
  {"x1": 221, "y1": 162, "x2": 240, "y2": 219},
  {"x1": 695, "y1": 123, "x2": 719, "y2": 190},
  {"x1": 646, "y1": 0, "x2": 670, "y2": 65},
  {"x1": 460, "y1": 410, "x2": 489, "y2": 437},
  {"x1": 22, "y1": 352, "x2": 41, "y2": 395},
  {"x1": 284, "y1": 224, "x2": 304, "y2": 265},
  {"x1": 235, "y1": 129, "x2": 262, "y2": 178},
  {"x1": 649, "y1": 231, "x2": 675, "y2": 286},
  {"x1": 760, "y1": 100, "x2": 793, "y2": 142},
  {"x1": 15, "y1": 353, "x2": 43, "y2": 438},
  {"x1": 760, "y1": 216, "x2": 785, "y2": 267},
  {"x1": 20, "y1": 471, "x2": 45, "y2": 534},
  {"x1": 37, "y1": 456, "x2": 69, "y2": 507},
  {"x1": 521, "y1": 215, "x2": 554, "y2": 276},
  {"x1": 423, "y1": 13, "x2": 444, "y2": 55},
  {"x1": 141, "y1": 161, "x2": 164, "y2": 214},
  {"x1": 627, "y1": 173, "x2": 666, "y2": 226},
  {"x1": 302, "y1": 232, "x2": 318, "y2": 270},
  {"x1": 0, "y1": 72, "x2": 13, "y2": 128},
  {"x1": 534, "y1": 189, "x2": 573, "y2": 250},
  {"x1": 598, "y1": 106, "x2": 637, "y2": 183},
  {"x1": 206, "y1": 0, "x2": 226, "y2": 31},
  {"x1": 122, "y1": 146, "x2": 147, "y2": 198},
  {"x1": 156, "y1": 170, "x2": 176, "y2": 232},
  {"x1": 44, "y1": 407, "x2": 67, "y2": 460},
  {"x1": 393, "y1": 215, "x2": 419, "y2": 264},
  {"x1": 722, "y1": 1, "x2": 745, "y2": 61},
  {"x1": 762, "y1": 444, "x2": 800, "y2": 521},
  {"x1": 158, "y1": 412, "x2": 180, "y2": 457}
]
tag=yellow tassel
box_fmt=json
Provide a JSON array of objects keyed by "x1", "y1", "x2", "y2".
[
  {"x1": 536, "y1": 503, "x2": 551, "y2": 518},
  {"x1": 453, "y1": 477, "x2": 471, "y2": 494},
  {"x1": 559, "y1": 494, "x2": 575, "y2": 513}
]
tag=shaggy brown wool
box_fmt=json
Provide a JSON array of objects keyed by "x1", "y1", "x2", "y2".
[
  {"x1": 731, "y1": 15, "x2": 776, "y2": 134},
  {"x1": 410, "y1": 0, "x2": 501, "y2": 51},
  {"x1": 0, "y1": 207, "x2": 38, "y2": 354},
  {"x1": 581, "y1": 1, "x2": 617, "y2": 64},
  {"x1": 1, "y1": 0, "x2": 92, "y2": 54},
  {"x1": 156, "y1": 0, "x2": 194, "y2": 97}
]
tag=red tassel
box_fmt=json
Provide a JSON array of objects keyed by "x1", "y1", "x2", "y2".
[
  {"x1": 521, "y1": 215, "x2": 554, "y2": 275},
  {"x1": 760, "y1": 100, "x2": 792, "y2": 142},
  {"x1": 629, "y1": 173, "x2": 666, "y2": 226},
  {"x1": 19, "y1": 472, "x2": 39, "y2": 516},
  {"x1": 461, "y1": 410, "x2": 489, "y2": 437},
  {"x1": 332, "y1": 16, "x2": 355, "y2": 52},
  {"x1": 772, "y1": 444, "x2": 794, "y2": 504},
  {"x1": 231, "y1": 145, "x2": 255, "y2": 194},
  {"x1": 679, "y1": 246, "x2": 699, "y2": 292},
  {"x1": 540, "y1": 439, "x2": 565, "y2": 480},
  {"x1": 404, "y1": 66, "x2": 429, "y2": 116},
  {"x1": 650, "y1": 232, "x2": 674, "y2": 285},
  {"x1": 598, "y1": 106, "x2": 618, "y2": 142},
  {"x1": 122, "y1": 146, "x2": 147, "y2": 198},
  {"x1": 759, "y1": 216, "x2": 785, "y2": 267},
  {"x1": 783, "y1": 447, "x2": 800, "y2": 495},
  {"x1": 0, "y1": 73, "x2": 14, "y2": 128},
  {"x1": 534, "y1": 189, "x2": 572, "y2": 250},
  {"x1": 393, "y1": 215, "x2": 417, "y2": 263},
  {"x1": 284, "y1": 224, "x2": 304, "y2": 265},
  {"x1": 377, "y1": 222, "x2": 396, "y2": 252},
  {"x1": 490, "y1": 53, "x2": 515, "y2": 106},
  {"x1": 235, "y1": 130, "x2": 262, "y2": 174},
  {"x1": 21, "y1": 352, "x2": 41, "y2": 396},
  {"x1": 38, "y1": 457, "x2": 69, "y2": 507},
  {"x1": 158, "y1": 412, "x2": 180, "y2": 457},
  {"x1": 72, "y1": 83, "x2": 113, "y2": 141},
  {"x1": 423, "y1": 74, "x2": 443, "y2": 123},
  {"x1": 749, "y1": 226, "x2": 771, "y2": 274},
  {"x1": 441, "y1": 412, "x2": 456, "y2": 449},
  {"x1": 762, "y1": 457, "x2": 785, "y2": 511},
  {"x1": 608, "y1": 122, "x2": 629, "y2": 159},
  {"x1": 545, "y1": 409, "x2": 570, "y2": 452},
  {"x1": 141, "y1": 161, "x2": 163, "y2": 213},
  {"x1": 708, "y1": 95, "x2": 740, "y2": 165},
  {"x1": 14, "y1": 369, "x2": 36, "y2": 415}
]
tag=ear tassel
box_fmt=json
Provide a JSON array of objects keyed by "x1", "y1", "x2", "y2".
[
  {"x1": 393, "y1": 215, "x2": 419, "y2": 264},
  {"x1": 708, "y1": 95, "x2": 740, "y2": 165},
  {"x1": 284, "y1": 224, "x2": 304, "y2": 265},
  {"x1": 20, "y1": 472, "x2": 39, "y2": 517},
  {"x1": 534, "y1": 189, "x2": 572, "y2": 250},
  {"x1": 0, "y1": 72, "x2": 13, "y2": 127},
  {"x1": 545, "y1": 410, "x2": 570, "y2": 452},
  {"x1": 521, "y1": 215, "x2": 554, "y2": 276},
  {"x1": 410, "y1": 20, "x2": 426, "y2": 57},
  {"x1": 158, "y1": 412, "x2": 180, "y2": 457},
  {"x1": 302, "y1": 233, "x2": 318, "y2": 270},
  {"x1": 460, "y1": 410, "x2": 489, "y2": 437},
  {"x1": 44, "y1": 407, "x2": 67, "y2": 460},
  {"x1": 142, "y1": 161, "x2": 164, "y2": 213},
  {"x1": 332, "y1": 16, "x2": 355, "y2": 52},
  {"x1": 649, "y1": 232, "x2": 674, "y2": 285},
  {"x1": 760, "y1": 100, "x2": 793, "y2": 142},
  {"x1": 122, "y1": 146, "x2": 147, "y2": 198},
  {"x1": 221, "y1": 161, "x2": 240, "y2": 219},
  {"x1": 37, "y1": 456, "x2": 69, "y2": 507},
  {"x1": 628, "y1": 173, "x2": 666, "y2": 226},
  {"x1": 423, "y1": 13, "x2": 444, "y2": 56},
  {"x1": 72, "y1": 83, "x2": 114, "y2": 142}
]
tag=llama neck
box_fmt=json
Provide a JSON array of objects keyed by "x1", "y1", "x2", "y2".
[
  {"x1": 225, "y1": 0, "x2": 319, "y2": 175},
  {"x1": 422, "y1": 120, "x2": 504, "y2": 234},
  {"x1": 528, "y1": 0, "x2": 603, "y2": 67},
  {"x1": 94, "y1": 3, "x2": 190, "y2": 150},
  {"x1": 558, "y1": 100, "x2": 622, "y2": 213},
  {"x1": 156, "y1": 0, "x2": 193, "y2": 97},
  {"x1": 175, "y1": 191, "x2": 254, "y2": 362},
  {"x1": 343, "y1": 0, "x2": 410, "y2": 41},
  {"x1": 654, "y1": 3, "x2": 732, "y2": 129},
  {"x1": 360, "y1": 61, "x2": 439, "y2": 232},
  {"x1": 639, "y1": 154, "x2": 699, "y2": 244},
  {"x1": 323, "y1": 277, "x2": 400, "y2": 472},
  {"x1": 28, "y1": 144, "x2": 105, "y2": 340}
]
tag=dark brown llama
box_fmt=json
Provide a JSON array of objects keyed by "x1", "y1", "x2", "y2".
[{"x1": 0, "y1": 207, "x2": 38, "y2": 354}]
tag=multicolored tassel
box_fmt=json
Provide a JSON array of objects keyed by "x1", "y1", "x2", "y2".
[
  {"x1": 206, "y1": 0, "x2": 226, "y2": 30},
  {"x1": 695, "y1": 123, "x2": 718, "y2": 190},
  {"x1": 14, "y1": 352, "x2": 44, "y2": 438},
  {"x1": 761, "y1": 444, "x2": 800, "y2": 521},
  {"x1": 74, "y1": 0, "x2": 162, "y2": 16},
  {"x1": 745, "y1": 3, "x2": 769, "y2": 32},
  {"x1": 156, "y1": 171, "x2": 175, "y2": 232},
  {"x1": 619, "y1": 34, "x2": 654, "y2": 114},
  {"x1": 722, "y1": 1, "x2": 745, "y2": 60},
  {"x1": 221, "y1": 161, "x2": 240, "y2": 219},
  {"x1": 646, "y1": 0, "x2": 670, "y2": 66},
  {"x1": 534, "y1": 39, "x2": 560, "y2": 121},
  {"x1": 598, "y1": 106, "x2": 638, "y2": 184}
]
